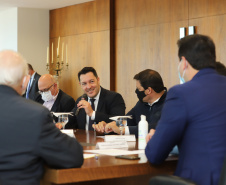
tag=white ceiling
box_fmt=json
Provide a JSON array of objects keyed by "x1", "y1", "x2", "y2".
[{"x1": 0, "y1": 0, "x2": 94, "y2": 11}]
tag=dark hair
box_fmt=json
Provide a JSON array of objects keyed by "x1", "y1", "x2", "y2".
[
  {"x1": 177, "y1": 34, "x2": 216, "y2": 70},
  {"x1": 28, "y1": 63, "x2": 33, "y2": 70},
  {"x1": 215, "y1": 61, "x2": 226, "y2": 76},
  {"x1": 134, "y1": 69, "x2": 165, "y2": 93},
  {"x1": 78, "y1": 67, "x2": 98, "y2": 81}
]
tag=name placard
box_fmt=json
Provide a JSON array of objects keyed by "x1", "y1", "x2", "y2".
[
  {"x1": 96, "y1": 141, "x2": 128, "y2": 149},
  {"x1": 105, "y1": 135, "x2": 136, "y2": 142},
  {"x1": 61, "y1": 129, "x2": 75, "y2": 138}
]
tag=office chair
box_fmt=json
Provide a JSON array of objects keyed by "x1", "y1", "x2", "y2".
[{"x1": 149, "y1": 155, "x2": 226, "y2": 185}]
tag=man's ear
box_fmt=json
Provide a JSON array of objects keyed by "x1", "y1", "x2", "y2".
[
  {"x1": 146, "y1": 87, "x2": 152, "y2": 95},
  {"x1": 181, "y1": 56, "x2": 188, "y2": 70}
]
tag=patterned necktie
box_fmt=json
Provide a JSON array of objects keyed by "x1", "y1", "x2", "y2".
[{"x1": 89, "y1": 98, "x2": 95, "y2": 130}]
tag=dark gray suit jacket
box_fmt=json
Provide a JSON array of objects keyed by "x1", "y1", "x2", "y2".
[
  {"x1": 35, "y1": 89, "x2": 75, "y2": 112},
  {"x1": 0, "y1": 85, "x2": 83, "y2": 185},
  {"x1": 66, "y1": 87, "x2": 126, "y2": 130}
]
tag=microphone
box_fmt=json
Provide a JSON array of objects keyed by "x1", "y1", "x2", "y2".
[{"x1": 75, "y1": 94, "x2": 88, "y2": 116}]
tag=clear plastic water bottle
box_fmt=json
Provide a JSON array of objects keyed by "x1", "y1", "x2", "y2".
[{"x1": 138, "y1": 115, "x2": 148, "y2": 149}]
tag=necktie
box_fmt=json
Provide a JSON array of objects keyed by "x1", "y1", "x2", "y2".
[
  {"x1": 26, "y1": 78, "x2": 32, "y2": 99},
  {"x1": 89, "y1": 98, "x2": 95, "y2": 130}
]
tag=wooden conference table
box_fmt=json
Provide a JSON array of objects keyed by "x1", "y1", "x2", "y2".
[{"x1": 41, "y1": 129, "x2": 177, "y2": 185}]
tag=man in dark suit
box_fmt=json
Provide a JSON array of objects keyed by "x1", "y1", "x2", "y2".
[
  {"x1": 145, "y1": 34, "x2": 226, "y2": 185},
  {"x1": 66, "y1": 67, "x2": 126, "y2": 130},
  {"x1": 93, "y1": 69, "x2": 167, "y2": 138},
  {"x1": 35, "y1": 74, "x2": 75, "y2": 114},
  {"x1": 23, "y1": 63, "x2": 41, "y2": 100},
  {"x1": 0, "y1": 50, "x2": 83, "y2": 185}
]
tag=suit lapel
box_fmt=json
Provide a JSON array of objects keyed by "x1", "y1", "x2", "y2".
[
  {"x1": 96, "y1": 87, "x2": 105, "y2": 112},
  {"x1": 51, "y1": 90, "x2": 62, "y2": 112}
]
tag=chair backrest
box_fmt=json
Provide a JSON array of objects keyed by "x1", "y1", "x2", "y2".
[
  {"x1": 218, "y1": 155, "x2": 226, "y2": 185},
  {"x1": 149, "y1": 175, "x2": 197, "y2": 185}
]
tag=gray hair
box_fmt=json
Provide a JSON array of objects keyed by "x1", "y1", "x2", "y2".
[{"x1": 0, "y1": 50, "x2": 28, "y2": 86}]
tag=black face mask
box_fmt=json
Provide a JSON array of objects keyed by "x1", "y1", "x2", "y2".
[{"x1": 135, "y1": 89, "x2": 146, "y2": 102}]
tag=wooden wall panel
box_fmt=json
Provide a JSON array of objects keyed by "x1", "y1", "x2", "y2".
[
  {"x1": 189, "y1": 15, "x2": 226, "y2": 66},
  {"x1": 116, "y1": 20, "x2": 188, "y2": 113},
  {"x1": 116, "y1": 0, "x2": 188, "y2": 29},
  {"x1": 50, "y1": 0, "x2": 109, "y2": 38},
  {"x1": 189, "y1": 0, "x2": 226, "y2": 19},
  {"x1": 52, "y1": 31, "x2": 110, "y2": 100},
  {"x1": 49, "y1": 0, "x2": 110, "y2": 101}
]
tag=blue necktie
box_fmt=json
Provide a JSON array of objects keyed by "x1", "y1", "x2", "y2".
[{"x1": 26, "y1": 79, "x2": 32, "y2": 99}]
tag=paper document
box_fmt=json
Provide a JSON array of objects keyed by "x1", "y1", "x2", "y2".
[
  {"x1": 61, "y1": 129, "x2": 75, "y2": 138},
  {"x1": 96, "y1": 141, "x2": 128, "y2": 149},
  {"x1": 105, "y1": 135, "x2": 136, "y2": 142},
  {"x1": 84, "y1": 149, "x2": 145, "y2": 156}
]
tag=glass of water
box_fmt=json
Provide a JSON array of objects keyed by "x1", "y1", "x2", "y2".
[
  {"x1": 58, "y1": 114, "x2": 68, "y2": 129},
  {"x1": 116, "y1": 118, "x2": 127, "y2": 135}
]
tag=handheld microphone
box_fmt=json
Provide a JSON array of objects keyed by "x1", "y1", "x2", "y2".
[{"x1": 75, "y1": 94, "x2": 88, "y2": 116}]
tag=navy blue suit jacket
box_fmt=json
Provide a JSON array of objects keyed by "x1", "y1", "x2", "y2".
[
  {"x1": 145, "y1": 68, "x2": 226, "y2": 185},
  {"x1": 0, "y1": 85, "x2": 83, "y2": 185},
  {"x1": 66, "y1": 87, "x2": 126, "y2": 130}
]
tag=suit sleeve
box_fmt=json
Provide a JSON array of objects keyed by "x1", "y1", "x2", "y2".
[
  {"x1": 95, "y1": 93, "x2": 126, "y2": 123},
  {"x1": 36, "y1": 110, "x2": 83, "y2": 168},
  {"x1": 62, "y1": 97, "x2": 76, "y2": 112},
  {"x1": 145, "y1": 87, "x2": 187, "y2": 165}
]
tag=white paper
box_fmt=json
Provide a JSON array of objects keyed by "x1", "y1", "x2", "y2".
[
  {"x1": 84, "y1": 149, "x2": 145, "y2": 156},
  {"x1": 109, "y1": 115, "x2": 132, "y2": 121},
  {"x1": 105, "y1": 135, "x2": 136, "y2": 142},
  {"x1": 52, "y1": 112, "x2": 73, "y2": 117},
  {"x1": 96, "y1": 141, "x2": 128, "y2": 149},
  {"x1": 61, "y1": 129, "x2": 75, "y2": 138},
  {"x1": 83, "y1": 154, "x2": 96, "y2": 159}
]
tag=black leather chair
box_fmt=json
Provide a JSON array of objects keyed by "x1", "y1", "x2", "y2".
[
  {"x1": 149, "y1": 155, "x2": 226, "y2": 185},
  {"x1": 149, "y1": 175, "x2": 197, "y2": 185}
]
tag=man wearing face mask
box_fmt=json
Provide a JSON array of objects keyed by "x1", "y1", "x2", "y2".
[
  {"x1": 93, "y1": 69, "x2": 167, "y2": 138},
  {"x1": 145, "y1": 34, "x2": 226, "y2": 185},
  {"x1": 34, "y1": 74, "x2": 75, "y2": 114}
]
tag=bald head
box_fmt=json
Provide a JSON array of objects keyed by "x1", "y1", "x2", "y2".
[
  {"x1": 0, "y1": 50, "x2": 28, "y2": 94},
  {"x1": 38, "y1": 74, "x2": 58, "y2": 96}
]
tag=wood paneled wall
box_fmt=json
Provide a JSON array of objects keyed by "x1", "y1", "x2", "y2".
[
  {"x1": 49, "y1": 0, "x2": 110, "y2": 100},
  {"x1": 50, "y1": 0, "x2": 226, "y2": 112}
]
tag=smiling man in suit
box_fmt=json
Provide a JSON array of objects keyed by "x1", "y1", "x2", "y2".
[
  {"x1": 35, "y1": 74, "x2": 75, "y2": 114},
  {"x1": 23, "y1": 63, "x2": 40, "y2": 100},
  {"x1": 66, "y1": 67, "x2": 126, "y2": 130}
]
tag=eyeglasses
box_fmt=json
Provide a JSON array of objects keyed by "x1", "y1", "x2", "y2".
[{"x1": 38, "y1": 83, "x2": 55, "y2": 94}]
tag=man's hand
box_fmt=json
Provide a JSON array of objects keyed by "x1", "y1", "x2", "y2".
[
  {"x1": 92, "y1": 121, "x2": 107, "y2": 133},
  {"x1": 55, "y1": 122, "x2": 63, "y2": 129},
  {"x1": 105, "y1": 121, "x2": 125, "y2": 135},
  {"x1": 146, "y1": 129, "x2": 155, "y2": 143},
  {"x1": 77, "y1": 100, "x2": 93, "y2": 117}
]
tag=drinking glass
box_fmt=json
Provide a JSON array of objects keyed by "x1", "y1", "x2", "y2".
[
  {"x1": 58, "y1": 114, "x2": 68, "y2": 129},
  {"x1": 116, "y1": 118, "x2": 127, "y2": 135}
]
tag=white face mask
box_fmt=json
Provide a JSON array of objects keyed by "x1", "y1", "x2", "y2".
[
  {"x1": 41, "y1": 90, "x2": 54, "y2": 102},
  {"x1": 178, "y1": 62, "x2": 186, "y2": 84}
]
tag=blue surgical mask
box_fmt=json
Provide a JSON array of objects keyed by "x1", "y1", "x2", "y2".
[{"x1": 178, "y1": 62, "x2": 186, "y2": 84}]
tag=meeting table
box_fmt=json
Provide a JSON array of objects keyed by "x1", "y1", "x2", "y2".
[{"x1": 40, "y1": 129, "x2": 177, "y2": 185}]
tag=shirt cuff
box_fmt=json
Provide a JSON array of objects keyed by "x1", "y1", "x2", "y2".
[
  {"x1": 124, "y1": 126, "x2": 130, "y2": 135},
  {"x1": 91, "y1": 111, "x2": 96, "y2": 120}
]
